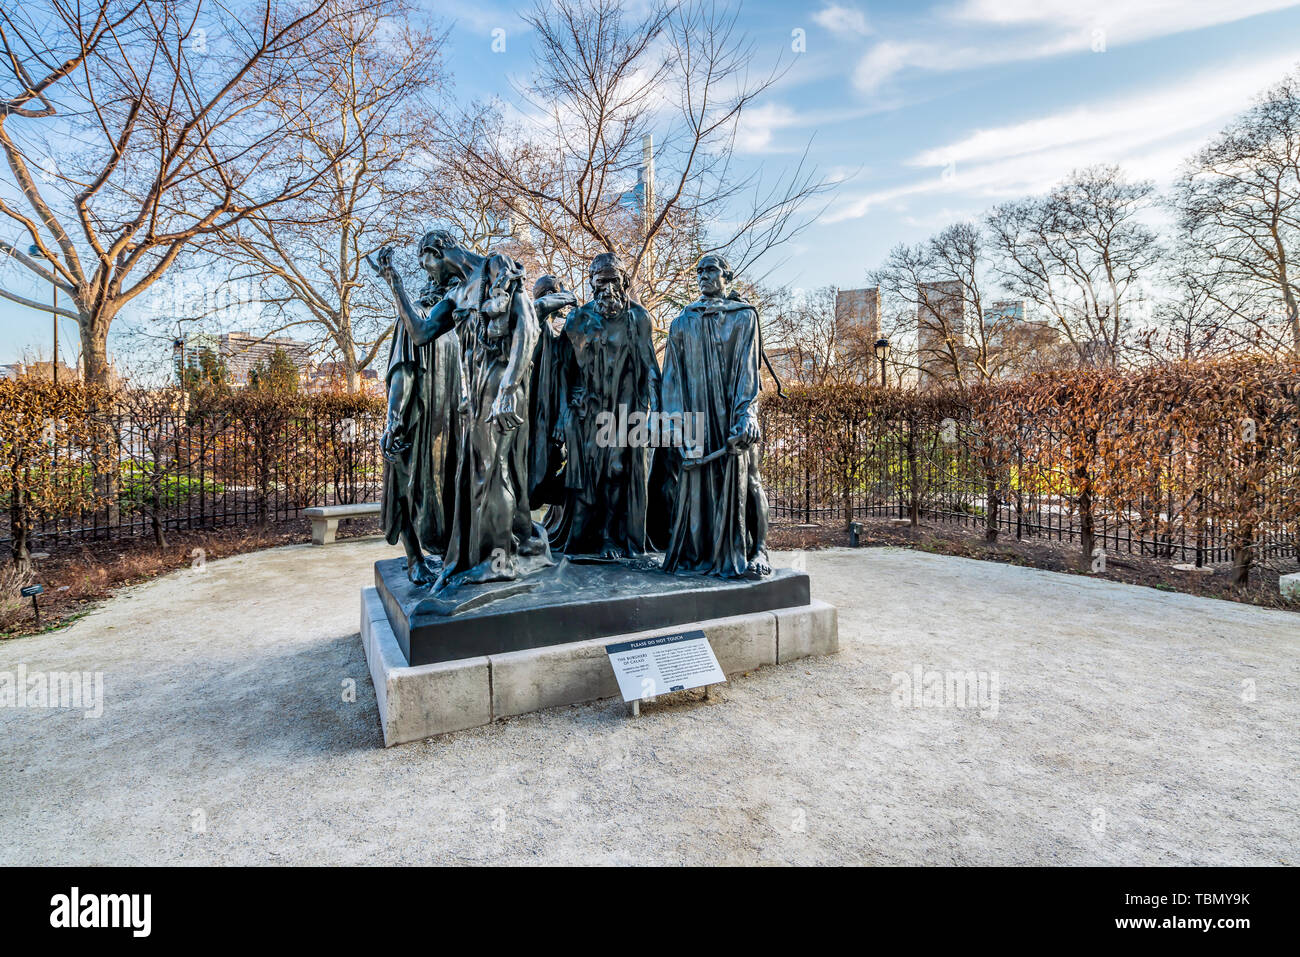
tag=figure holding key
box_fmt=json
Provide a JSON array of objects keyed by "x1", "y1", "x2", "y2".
[{"x1": 660, "y1": 254, "x2": 770, "y2": 579}]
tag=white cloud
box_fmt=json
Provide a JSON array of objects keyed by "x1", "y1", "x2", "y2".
[
  {"x1": 851, "y1": 0, "x2": 1300, "y2": 91},
  {"x1": 812, "y1": 3, "x2": 872, "y2": 36},
  {"x1": 734, "y1": 103, "x2": 802, "y2": 153},
  {"x1": 907, "y1": 52, "x2": 1299, "y2": 173},
  {"x1": 732, "y1": 101, "x2": 899, "y2": 154},
  {"x1": 853, "y1": 41, "x2": 921, "y2": 93},
  {"x1": 827, "y1": 52, "x2": 1300, "y2": 221}
]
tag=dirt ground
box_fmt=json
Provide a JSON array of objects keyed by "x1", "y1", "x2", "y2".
[
  {"x1": 1, "y1": 517, "x2": 381, "y2": 638},
  {"x1": 770, "y1": 518, "x2": 1299, "y2": 610},
  {"x1": 6, "y1": 512, "x2": 1292, "y2": 640},
  {"x1": 1, "y1": 536, "x2": 1295, "y2": 865}
]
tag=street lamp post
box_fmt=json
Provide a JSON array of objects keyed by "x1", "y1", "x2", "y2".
[
  {"x1": 29, "y1": 244, "x2": 57, "y2": 385},
  {"x1": 173, "y1": 338, "x2": 187, "y2": 387},
  {"x1": 874, "y1": 337, "x2": 891, "y2": 388}
]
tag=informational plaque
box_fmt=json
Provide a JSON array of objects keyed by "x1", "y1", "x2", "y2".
[{"x1": 606, "y1": 629, "x2": 726, "y2": 702}]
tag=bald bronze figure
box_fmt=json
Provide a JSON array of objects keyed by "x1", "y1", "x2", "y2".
[{"x1": 660, "y1": 254, "x2": 771, "y2": 579}]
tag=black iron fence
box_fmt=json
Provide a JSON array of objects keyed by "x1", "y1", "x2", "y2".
[
  {"x1": 759, "y1": 382, "x2": 1300, "y2": 572},
  {"x1": 4, "y1": 367, "x2": 1298, "y2": 579},
  {"x1": 1, "y1": 403, "x2": 385, "y2": 550}
]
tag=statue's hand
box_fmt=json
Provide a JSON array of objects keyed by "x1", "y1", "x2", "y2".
[
  {"x1": 489, "y1": 388, "x2": 523, "y2": 432},
  {"x1": 380, "y1": 423, "x2": 410, "y2": 462},
  {"x1": 730, "y1": 414, "x2": 761, "y2": 450},
  {"x1": 372, "y1": 246, "x2": 400, "y2": 287}
]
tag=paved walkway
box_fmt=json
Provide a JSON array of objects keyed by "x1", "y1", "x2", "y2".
[{"x1": 1, "y1": 539, "x2": 1295, "y2": 865}]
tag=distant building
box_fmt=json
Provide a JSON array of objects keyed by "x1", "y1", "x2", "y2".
[
  {"x1": 305, "y1": 362, "x2": 384, "y2": 396},
  {"x1": 614, "y1": 135, "x2": 655, "y2": 218},
  {"x1": 1, "y1": 360, "x2": 82, "y2": 383},
  {"x1": 835, "y1": 287, "x2": 881, "y2": 338},
  {"x1": 977, "y1": 300, "x2": 1071, "y2": 376},
  {"x1": 981, "y1": 300, "x2": 1025, "y2": 346},
  {"x1": 917, "y1": 281, "x2": 966, "y2": 389},
  {"x1": 762, "y1": 345, "x2": 810, "y2": 388},
  {"x1": 833, "y1": 287, "x2": 881, "y2": 377},
  {"x1": 191, "y1": 332, "x2": 313, "y2": 388}
]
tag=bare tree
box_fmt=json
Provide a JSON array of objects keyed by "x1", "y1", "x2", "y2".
[
  {"x1": 448, "y1": 0, "x2": 830, "y2": 324},
  {"x1": 199, "y1": 0, "x2": 449, "y2": 391},
  {"x1": 1135, "y1": 240, "x2": 1246, "y2": 361},
  {"x1": 987, "y1": 165, "x2": 1161, "y2": 367},
  {"x1": 872, "y1": 222, "x2": 1060, "y2": 390},
  {"x1": 758, "y1": 285, "x2": 844, "y2": 387},
  {"x1": 0, "y1": 0, "x2": 365, "y2": 387},
  {"x1": 1172, "y1": 67, "x2": 1300, "y2": 357}
]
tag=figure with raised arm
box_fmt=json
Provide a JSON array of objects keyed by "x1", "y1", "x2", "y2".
[
  {"x1": 372, "y1": 233, "x2": 461, "y2": 585},
  {"x1": 373, "y1": 230, "x2": 552, "y2": 591}
]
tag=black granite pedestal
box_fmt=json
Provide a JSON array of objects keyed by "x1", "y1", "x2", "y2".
[{"x1": 374, "y1": 556, "x2": 812, "y2": 666}]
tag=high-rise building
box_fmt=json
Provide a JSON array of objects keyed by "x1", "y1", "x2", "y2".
[
  {"x1": 835, "y1": 287, "x2": 880, "y2": 341},
  {"x1": 981, "y1": 300, "x2": 1025, "y2": 346},
  {"x1": 833, "y1": 287, "x2": 881, "y2": 381},
  {"x1": 917, "y1": 281, "x2": 965, "y2": 389}
]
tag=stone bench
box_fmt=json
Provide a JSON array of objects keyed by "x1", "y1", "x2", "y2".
[{"x1": 304, "y1": 503, "x2": 381, "y2": 545}]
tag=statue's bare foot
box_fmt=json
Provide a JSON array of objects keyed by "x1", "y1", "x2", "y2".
[
  {"x1": 741, "y1": 554, "x2": 772, "y2": 579},
  {"x1": 408, "y1": 556, "x2": 439, "y2": 587},
  {"x1": 599, "y1": 542, "x2": 627, "y2": 561}
]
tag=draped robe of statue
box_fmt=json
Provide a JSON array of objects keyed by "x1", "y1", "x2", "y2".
[
  {"x1": 660, "y1": 295, "x2": 770, "y2": 578},
  {"x1": 381, "y1": 280, "x2": 461, "y2": 559},
  {"x1": 437, "y1": 255, "x2": 553, "y2": 589},
  {"x1": 552, "y1": 299, "x2": 660, "y2": 557},
  {"x1": 527, "y1": 295, "x2": 574, "y2": 510}
]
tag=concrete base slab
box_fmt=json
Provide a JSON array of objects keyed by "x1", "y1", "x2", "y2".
[
  {"x1": 1172, "y1": 563, "x2": 1215, "y2": 574},
  {"x1": 360, "y1": 587, "x2": 839, "y2": 746}
]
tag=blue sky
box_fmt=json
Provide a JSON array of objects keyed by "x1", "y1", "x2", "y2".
[{"x1": 4, "y1": 0, "x2": 1300, "y2": 365}]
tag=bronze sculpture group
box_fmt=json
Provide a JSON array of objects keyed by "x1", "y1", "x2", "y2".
[{"x1": 374, "y1": 232, "x2": 771, "y2": 595}]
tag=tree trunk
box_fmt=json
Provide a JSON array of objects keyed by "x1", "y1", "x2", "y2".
[
  {"x1": 985, "y1": 473, "x2": 999, "y2": 543},
  {"x1": 80, "y1": 313, "x2": 113, "y2": 388},
  {"x1": 906, "y1": 420, "x2": 920, "y2": 526},
  {"x1": 1231, "y1": 528, "x2": 1253, "y2": 588},
  {"x1": 1230, "y1": 440, "x2": 1263, "y2": 588},
  {"x1": 1285, "y1": 286, "x2": 1300, "y2": 358},
  {"x1": 841, "y1": 417, "x2": 856, "y2": 531},
  {"x1": 1078, "y1": 483, "x2": 1095, "y2": 572},
  {"x1": 1075, "y1": 428, "x2": 1099, "y2": 571},
  {"x1": 81, "y1": 311, "x2": 121, "y2": 529},
  {"x1": 10, "y1": 471, "x2": 30, "y2": 574},
  {"x1": 344, "y1": 346, "x2": 361, "y2": 393}
]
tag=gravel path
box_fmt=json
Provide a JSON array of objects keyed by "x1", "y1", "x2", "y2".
[{"x1": 1, "y1": 538, "x2": 1296, "y2": 865}]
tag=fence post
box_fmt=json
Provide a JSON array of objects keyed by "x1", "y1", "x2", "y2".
[{"x1": 906, "y1": 413, "x2": 920, "y2": 527}]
